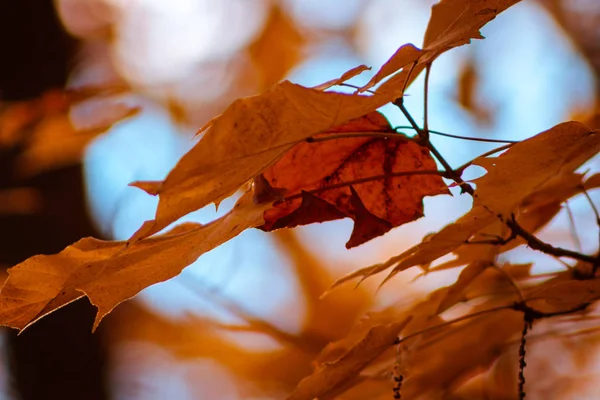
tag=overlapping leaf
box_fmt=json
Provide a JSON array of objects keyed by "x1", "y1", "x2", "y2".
[
  {"x1": 257, "y1": 111, "x2": 449, "y2": 248},
  {"x1": 130, "y1": 81, "x2": 401, "y2": 241},
  {"x1": 129, "y1": 0, "x2": 527, "y2": 244},
  {"x1": 331, "y1": 122, "x2": 599, "y2": 288}
]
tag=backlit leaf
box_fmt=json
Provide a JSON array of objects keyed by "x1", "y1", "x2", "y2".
[
  {"x1": 0, "y1": 191, "x2": 268, "y2": 331},
  {"x1": 258, "y1": 111, "x2": 449, "y2": 248},
  {"x1": 130, "y1": 80, "x2": 403, "y2": 241}
]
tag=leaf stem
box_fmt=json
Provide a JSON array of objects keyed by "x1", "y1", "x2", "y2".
[
  {"x1": 393, "y1": 89, "x2": 596, "y2": 266},
  {"x1": 394, "y1": 126, "x2": 519, "y2": 144},
  {"x1": 565, "y1": 201, "x2": 583, "y2": 253},
  {"x1": 423, "y1": 63, "x2": 432, "y2": 141},
  {"x1": 581, "y1": 187, "x2": 600, "y2": 272},
  {"x1": 283, "y1": 170, "x2": 447, "y2": 201},
  {"x1": 337, "y1": 83, "x2": 379, "y2": 95},
  {"x1": 305, "y1": 130, "x2": 400, "y2": 143}
]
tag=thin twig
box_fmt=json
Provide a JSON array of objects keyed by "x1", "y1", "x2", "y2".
[
  {"x1": 394, "y1": 126, "x2": 518, "y2": 144},
  {"x1": 394, "y1": 98, "x2": 475, "y2": 194},
  {"x1": 305, "y1": 130, "x2": 399, "y2": 143},
  {"x1": 283, "y1": 170, "x2": 447, "y2": 201},
  {"x1": 506, "y1": 216, "x2": 596, "y2": 264},
  {"x1": 518, "y1": 316, "x2": 530, "y2": 400},
  {"x1": 393, "y1": 94, "x2": 595, "y2": 265},
  {"x1": 423, "y1": 64, "x2": 432, "y2": 141},
  {"x1": 337, "y1": 83, "x2": 379, "y2": 95},
  {"x1": 565, "y1": 200, "x2": 583, "y2": 253},
  {"x1": 581, "y1": 187, "x2": 600, "y2": 272},
  {"x1": 401, "y1": 61, "x2": 418, "y2": 97},
  {"x1": 582, "y1": 187, "x2": 600, "y2": 224}
]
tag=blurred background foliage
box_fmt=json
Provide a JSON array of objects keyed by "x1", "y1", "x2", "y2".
[{"x1": 0, "y1": 0, "x2": 600, "y2": 398}]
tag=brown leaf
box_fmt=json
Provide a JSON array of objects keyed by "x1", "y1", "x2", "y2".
[
  {"x1": 0, "y1": 192, "x2": 268, "y2": 331},
  {"x1": 257, "y1": 111, "x2": 449, "y2": 248},
  {"x1": 286, "y1": 317, "x2": 411, "y2": 400},
  {"x1": 130, "y1": 80, "x2": 404, "y2": 242}
]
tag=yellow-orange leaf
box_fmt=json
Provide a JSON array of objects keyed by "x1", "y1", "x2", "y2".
[
  {"x1": 329, "y1": 206, "x2": 495, "y2": 289},
  {"x1": 313, "y1": 65, "x2": 371, "y2": 91},
  {"x1": 361, "y1": 0, "x2": 522, "y2": 95},
  {"x1": 358, "y1": 44, "x2": 422, "y2": 93},
  {"x1": 249, "y1": 4, "x2": 305, "y2": 89},
  {"x1": 420, "y1": 0, "x2": 522, "y2": 64},
  {"x1": 473, "y1": 122, "x2": 599, "y2": 214},
  {"x1": 0, "y1": 192, "x2": 268, "y2": 331}
]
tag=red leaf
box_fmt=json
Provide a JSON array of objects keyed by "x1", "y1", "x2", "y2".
[{"x1": 258, "y1": 111, "x2": 449, "y2": 248}]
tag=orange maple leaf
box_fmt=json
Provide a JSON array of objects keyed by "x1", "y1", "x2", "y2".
[{"x1": 257, "y1": 111, "x2": 449, "y2": 248}]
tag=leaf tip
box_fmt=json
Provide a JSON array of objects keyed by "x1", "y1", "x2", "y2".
[{"x1": 129, "y1": 180, "x2": 163, "y2": 196}]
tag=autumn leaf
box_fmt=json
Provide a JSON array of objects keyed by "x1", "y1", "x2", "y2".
[
  {"x1": 0, "y1": 86, "x2": 139, "y2": 177},
  {"x1": 327, "y1": 122, "x2": 598, "y2": 290},
  {"x1": 0, "y1": 191, "x2": 269, "y2": 331},
  {"x1": 420, "y1": 0, "x2": 522, "y2": 64},
  {"x1": 530, "y1": 279, "x2": 600, "y2": 313},
  {"x1": 330, "y1": 206, "x2": 496, "y2": 289},
  {"x1": 358, "y1": 44, "x2": 422, "y2": 93},
  {"x1": 472, "y1": 121, "x2": 599, "y2": 214},
  {"x1": 360, "y1": 0, "x2": 522, "y2": 94},
  {"x1": 286, "y1": 317, "x2": 411, "y2": 400},
  {"x1": 130, "y1": 79, "x2": 404, "y2": 242},
  {"x1": 256, "y1": 111, "x2": 449, "y2": 248},
  {"x1": 249, "y1": 4, "x2": 305, "y2": 89},
  {"x1": 401, "y1": 309, "x2": 522, "y2": 398},
  {"x1": 128, "y1": 0, "x2": 529, "y2": 244}
]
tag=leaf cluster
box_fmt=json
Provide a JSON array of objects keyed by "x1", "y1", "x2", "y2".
[{"x1": 1, "y1": 0, "x2": 600, "y2": 398}]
